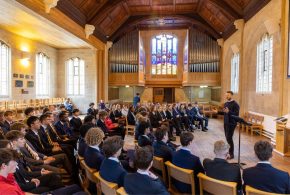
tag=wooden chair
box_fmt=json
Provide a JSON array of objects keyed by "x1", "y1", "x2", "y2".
[
  {"x1": 94, "y1": 172, "x2": 119, "y2": 195},
  {"x1": 245, "y1": 185, "x2": 284, "y2": 195},
  {"x1": 165, "y1": 161, "x2": 195, "y2": 194},
  {"x1": 198, "y1": 173, "x2": 237, "y2": 195},
  {"x1": 80, "y1": 160, "x2": 98, "y2": 195},
  {"x1": 125, "y1": 117, "x2": 135, "y2": 136},
  {"x1": 116, "y1": 187, "x2": 127, "y2": 195},
  {"x1": 152, "y1": 156, "x2": 167, "y2": 184},
  {"x1": 249, "y1": 115, "x2": 264, "y2": 136}
]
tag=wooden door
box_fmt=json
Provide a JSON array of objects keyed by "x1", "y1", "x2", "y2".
[{"x1": 153, "y1": 88, "x2": 164, "y2": 103}]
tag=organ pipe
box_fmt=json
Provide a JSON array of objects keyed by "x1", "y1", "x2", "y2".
[
  {"x1": 188, "y1": 28, "x2": 220, "y2": 72},
  {"x1": 109, "y1": 30, "x2": 139, "y2": 73}
]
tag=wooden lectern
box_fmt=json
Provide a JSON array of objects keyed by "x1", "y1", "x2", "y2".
[{"x1": 274, "y1": 121, "x2": 290, "y2": 156}]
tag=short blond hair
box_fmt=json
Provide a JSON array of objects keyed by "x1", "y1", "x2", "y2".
[
  {"x1": 85, "y1": 127, "x2": 105, "y2": 146},
  {"x1": 214, "y1": 140, "x2": 229, "y2": 154}
]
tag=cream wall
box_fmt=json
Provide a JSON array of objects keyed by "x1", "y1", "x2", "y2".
[
  {"x1": 57, "y1": 49, "x2": 97, "y2": 113},
  {"x1": 221, "y1": 0, "x2": 283, "y2": 135},
  {"x1": 0, "y1": 28, "x2": 57, "y2": 100}
]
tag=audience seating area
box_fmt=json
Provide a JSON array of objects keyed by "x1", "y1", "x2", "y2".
[{"x1": 240, "y1": 112, "x2": 264, "y2": 136}]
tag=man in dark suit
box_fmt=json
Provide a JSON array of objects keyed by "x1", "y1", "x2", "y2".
[
  {"x1": 243, "y1": 140, "x2": 290, "y2": 194},
  {"x1": 84, "y1": 127, "x2": 105, "y2": 171},
  {"x1": 166, "y1": 104, "x2": 182, "y2": 136},
  {"x1": 152, "y1": 126, "x2": 175, "y2": 163},
  {"x1": 172, "y1": 132, "x2": 204, "y2": 194},
  {"x1": 223, "y1": 91, "x2": 240, "y2": 159},
  {"x1": 203, "y1": 140, "x2": 242, "y2": 192},
  {"x1": 192, "y1": 102, "x2": 209, "y2": 131},
  {"x1": 133, "y1": 93, "x2": 140, "y2": 108},
  {"x1": 124, "y1": 146, "x2": 169, "y2": 195},
  {"x1": 54, "y1": 111, "x2": 73, "y2": 137},
  {"x1": 0, "y1": 110, "x2": 14, "y2": 134},
  {"x1": 69, "y1": 109, "x2": 82, "y2": 136},
  {"x1": 127, "y1": 106, "x2": 136, "y2": 125},
  {"x1": 25, "y1": 116, "x2": 63, "y2": 156},
  {"x1": 87, "y1": 102, "x2": 98, "y2": 118},
  {"x1": 100, "y1": 136, "x2": 127, "y2": 187}
]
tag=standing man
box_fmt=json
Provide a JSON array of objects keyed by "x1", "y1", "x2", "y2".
[
  {"x1": 133, "y1": 93, "x2": 140, "y2": 108},
  {"x1": 223, "y1": 91, "x2": 239, "y2": 159}
]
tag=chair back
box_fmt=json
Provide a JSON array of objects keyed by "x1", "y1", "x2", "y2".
[
  {"x1": 152, "y1": 156, "x2": 166, "y2": 184},
  {"x1": 116, "y1": 187, "x2": 127, "y2": 195},
  {"x1": 94, "y1": 172, "x2": 118, "y2": 195},
  {"x1": 165, "y1": 161, "x2": 195, "y2": 194},
  {"x1": 80, "y1": 160, "x2": 98, "y2": 183},
  {"x1": 245, "y1": 186, "x2": 284, "y2": 195},
  {"x1": 198, "y1": 173, "x2": 237, "y2": 195}
]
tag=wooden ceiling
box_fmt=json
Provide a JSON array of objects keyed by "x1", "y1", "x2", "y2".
[{"x1": 56, "y1": 0, "x2": 270, "y2": 42}]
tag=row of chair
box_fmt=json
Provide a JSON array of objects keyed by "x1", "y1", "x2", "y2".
[
  {"x1": 0, "y1": 97, "x2": 66, "y2": 112},
  {"x1": 239, "y1": 112, "x2": 264, "y2": 136}
]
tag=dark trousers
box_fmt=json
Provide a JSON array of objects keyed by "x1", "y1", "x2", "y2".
[
  {"x1": 224, "y1": 123, "x2": 236, "y2": 156},
  {"x1": 29, "y1": 173, "x2": 63, "y2": 194},
  {"x1": 195, "y1": 116, "x2": 208, "y2": 129}
]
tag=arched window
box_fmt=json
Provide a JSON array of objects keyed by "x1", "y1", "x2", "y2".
[
  {"x1": 0, "y1": 41, "x2": 10, "y2": 98},
  {"x1": 231, "y1": 53, "x2": 239, "y2": 93},
  {"x1": 256, "y1": 34, "x2": 273, "y2": 93},
  {"x1": 151, "y1": 34, "x2": 177, "y2": 75},
  {"x1": 66, "y1": 57, "x2": 85, "y2": 96},
  {"x1": 36, "y1": 53, "x2": 50, "y2": 97}
]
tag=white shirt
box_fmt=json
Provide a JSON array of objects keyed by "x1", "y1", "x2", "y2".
[
  {"x1": 108, "y1": 157, "x2": 120, "y2": 163},
  {"x1": 180, "y1": 147, "x2": 191, "y2": 152},
  {"x1": 258, "y1": 161, "x2": 271, "y2": 165},
  {"x1": 137, "y1": 169, "x2": 150, "y2": 176},
  {"x1": 89, "y1": 145, "x2": 100, "y2": 151}
]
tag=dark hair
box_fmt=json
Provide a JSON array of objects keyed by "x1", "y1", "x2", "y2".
[
  {"x1": 0, "y1": 140, "x2": 10, "y2": 149},
  {"x1": 129, "y1": 105, "x2": 134, "y2": 112},
  {"x1": 42, "y1": 107, "x2": 49, "y2": 114},
  {"x1": 4, "y1": 111, "x2": 13, "y2": 117},
  {"x1": 254, "y1": 141, "x2": 273, "y2": 161},
  {"x1": 134, "y1": 146, "x2": 153, "y2": 170},
  {"x1": 39, "y1": 114, "x2": 50, "y2": 122},
  {"x1": 136, "y1": 93, "x2": 140, "y2": 96},
  {"x1": 98, "y1": 110, "x2": 108, "y2": 118},
  {"x1": 24, "y1": 107, "x2": 35, "y2": 116},
  {"x1": 155, "y1": 126, "x2": 168, "y2": 142},
  {"x1": 5, "y1": 130, "x2": 25, "y2": 142},
  {"x1": 72, "y1": 109, "x2": 80, "y2": 114},
  {"x1": 58, "y1": 111, "x2": 68, "y2": 120},
  {"x1": 59, "y1": 105, "x2": 65, "y2": 109},
  {"x1": 138, "y1": 121, "x2": 149, "y2": 135},
  {"x1": 226, "y1": 91, "x2": 234, "y2": 95},
  {"x1": 26, "y1": 116, "x2": 39, "y2": 128},
  {"x1": 0, "y1": 149, "x2": 15, "y2": 166},
  {"x1": 89, "y1": 102, "x2": 95, "y2": 107},
  {"x1": 180, "y1": 132, "x2": 194, "y2": 146},
  {"x1": 102, "y1": 136, "x2": 124, "y2": 158},
  {"x1": 84, "y1": 115, "x2": 95, "y2": 123}
]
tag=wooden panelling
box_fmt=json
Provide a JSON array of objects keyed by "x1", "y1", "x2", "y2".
[
  {"x1": 109, "y1": 73, "x2": 139, "y2": 86},
  {"x1": 182, "y1": 72, "x2": 221, "y2": 86}
]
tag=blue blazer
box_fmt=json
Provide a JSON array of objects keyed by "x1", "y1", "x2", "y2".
[
  {"x1": 127, "y1": 111, "x2": 136, "y2": 125},
  {"x1": 172, "y1": 108, "x2": 181, "y2": 119},
  {"x1": 172, "y1": 149, "x2": 205, "y2": 194},
  {"x1": 77, "y1": 137, "x2": 87, "y2": 157},
  {"x1": 84, "y1": 146, "x2": 104, "y2": 171},
  {"x1": 153, "y1": 141, "x2": 175, "y2": 163},
  {"x1": 54, "y1": 121, "x2": 72, "y2": 136},
  {"x1": 124, "y1": 172, "x2": 169, "y2": 195},
  {"x1": 243, "y1": 163, "x2": 290, "y2": 194},
  {"x1": 133, "y1": 96, "x2": 140, "y2": 107},
  {"x1": 100, "y1": 158, "x2": 127, "y2": 187}
]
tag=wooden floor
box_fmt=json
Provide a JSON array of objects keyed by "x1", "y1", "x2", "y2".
[{"x1": 125, "y1": 118, "x2": 290, "y2": 173}]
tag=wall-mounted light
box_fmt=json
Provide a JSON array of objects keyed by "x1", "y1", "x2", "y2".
[
  {"x1": 125, "y1": 85, "x2": 130, "y2": 88},
  {"x1": 20, "y1": 51, "x2": 31, "y2": 67},
  {"x1": 200, "y1": 85, "x2": 208, "y2": 88}
]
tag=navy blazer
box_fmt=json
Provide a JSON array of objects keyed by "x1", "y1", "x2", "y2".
[
  {"x1": 133, "y1": 96, "x2": 140, "y2": 107},
  {"x1": 203, "y1": 158, "x2": 242, "y2": 190},
  {"x1": 78, "y1": 137, "x2": 87, "y2": 157},
  {"x1": 84, "y1": 146, "x2": 104, "y2": 171},
  {"x1": 100, "y1": 158, "x2": 127, "y2": 187},
  {"x1": 138, "y1": 135, "x2": 153, "y2": 147},
  {"x1": 243, "y1": 163, "x2": 290, "y2": 194},
  {"x1": 172, "y1": 108, "x2": 181, "y2": 119},
  {"x1": 172, "y1": 149, "x2": 205, "y2": 194},
  {"x1": 124, "y1": 172, "x2": 169, "y2": 195},
  {"x1": 153, "y1": 141, "x2": 175, "y2": 163},
  {"x1": 25, "y1": 129, "x2": 53, "y2": 155},
  {"x1": 127, "y1": 111, "x2": 136, "y2": 125},
  {"x1": 0, "y1": 120, "x2": 11, "y2": 134},
  {"x1": 54, "y1": 121, "x2": 73, "y2": 136}
]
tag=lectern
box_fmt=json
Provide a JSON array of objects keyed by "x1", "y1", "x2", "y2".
[{"x1": 274, "y1": 122, "x2": 290, "y2": 156}]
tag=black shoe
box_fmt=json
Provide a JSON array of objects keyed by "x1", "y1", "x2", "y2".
[
  {"x1": 202, "y1": 129, "x2": 207, "y2": 132},
  {"x1": 204, "y1": 127, "x2": 208, "y2": 130}
]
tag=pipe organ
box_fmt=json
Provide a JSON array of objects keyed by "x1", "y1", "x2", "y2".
[
  {"x1": 188, "y1": 28, "x2": 220, "y2": 72},
  {"x1": 109, "y1": 31, "x2": 139, "y2": 73}
]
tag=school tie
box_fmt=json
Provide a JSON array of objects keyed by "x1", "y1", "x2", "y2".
[
  {"x1": 25, "y1": 143, "x2": 40, "y2": 160},
  {"x1": 45, "y1": 129, "x2": 54, "y2": 145},
  {"x1": 36, "y1": 133, "x2": 44, "y2": 149},
  {"x1": 49, "y1": 124, "x2": 62, "y2": 140}
]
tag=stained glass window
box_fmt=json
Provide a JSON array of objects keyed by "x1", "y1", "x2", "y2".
[{"x1": 151, "y1": 34, "x2": 177, "y2": 75}]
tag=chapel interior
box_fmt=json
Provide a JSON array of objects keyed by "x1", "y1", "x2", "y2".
[{"x1": 0, "y1": 0, "x2": 290, "y2": 194}]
